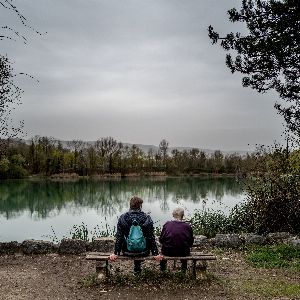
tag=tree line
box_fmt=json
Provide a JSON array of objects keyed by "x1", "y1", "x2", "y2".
[{"x1": 1, "y1": 136, "x2": 298, "y2": 179}]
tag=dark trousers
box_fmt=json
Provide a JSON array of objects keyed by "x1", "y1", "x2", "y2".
[
  {"x1": 160, "y1": 259, "x2": 188, "y2": 272},
  {"x1": 123, "y1": 251, "x2": 149, "y2": 274},
  {"x1": 134, "y1": 260, "x2": 142, "y2": 273},
  {"x1": 160, "y1": 249, "x2": 190, "y2": 272}
]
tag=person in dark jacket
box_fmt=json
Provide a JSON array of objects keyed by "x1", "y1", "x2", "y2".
[
  {"x1": 109, "y1": 196, "x2": 162, "y2": 273},
  {"x1": 159, "y1": 207, "x2": 194, "y2": 272}
]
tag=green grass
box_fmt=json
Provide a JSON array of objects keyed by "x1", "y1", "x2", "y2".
[
  {"x1": 240, "y1": 279, "x2": 300, "y2": 299},
  {"x1": 246, "y1": 244, "x2": 300, "y2": 269},
  {"x1": 80, "y1": 274, "x2": 99, "y2": 288}
]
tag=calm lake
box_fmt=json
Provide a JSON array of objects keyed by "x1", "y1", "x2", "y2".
[{"x1": 0, "y1": 177, "x2": 245, "y2": 242}]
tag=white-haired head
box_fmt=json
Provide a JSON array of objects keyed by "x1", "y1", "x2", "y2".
[{"x1": 172, "y1": 207, "x2": 184, "y2": 220}]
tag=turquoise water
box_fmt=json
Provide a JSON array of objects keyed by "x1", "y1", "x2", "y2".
[{"x1": 0, "y1": 177, "x2": 245, "y2": 241}]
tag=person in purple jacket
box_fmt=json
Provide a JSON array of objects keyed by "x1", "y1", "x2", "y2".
[{"x1": 159, "y1": 207, "x2": 194, "y2": 272}]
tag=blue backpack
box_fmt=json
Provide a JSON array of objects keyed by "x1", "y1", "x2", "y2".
[{"x1": 125, "y1": 219, "x2": 146, "y2": 252}]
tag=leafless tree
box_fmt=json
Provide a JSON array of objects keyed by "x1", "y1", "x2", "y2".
[
  {"x1": 95, "y1": 137, "x2": 122, "y2": 173},
  {"x1": 0, "y1": 0, "x2": 40, "y2": 154}
]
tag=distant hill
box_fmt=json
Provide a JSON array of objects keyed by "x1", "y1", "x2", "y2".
[
  {"x1": 120, "y1": 143, "x2": 249, "y2": 156},
  {"x1": 24, "y1": 138, "x2": 249, "y2": 156}
]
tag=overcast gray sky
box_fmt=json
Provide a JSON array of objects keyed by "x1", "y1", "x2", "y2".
[{"x1": 1, "y1": 0, "x2": 284, "y2": 151}]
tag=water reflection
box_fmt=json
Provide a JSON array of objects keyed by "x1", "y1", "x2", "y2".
[{"x1": 0, "y1": 177, "x2": 242, "y2": 220}]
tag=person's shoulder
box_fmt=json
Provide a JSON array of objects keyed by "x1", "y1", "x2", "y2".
[
  {"x1": 183, "y1": 221, "x2": 191, "y2": 226},
  {"x1": 116, "y1": 213, "x2": 123, "y2": 222},
  {"x1": 163, "y1": 220, "x2": 173, "y2": 227},
  {"x1": 119, "y1": 212, "x2": 128, "y2": 219},
  {"x1": 118, "y1": 211, "x2": 130, "y2": 223},
  {"x1": 179, "y1": 221, "x2": 192, "y2": 227},
  {"x1": 183, "y1": 221, "x2": 193, "y2": 230},
  {"x1": 129, "y1": 210, "x2": 151, "y2": 224},
  {"x1": 142, "y1": 211, "x2": 153, "y2": 223},
  {"x1": 139, "y1": 210, "x2": 148, "y2": 217}
]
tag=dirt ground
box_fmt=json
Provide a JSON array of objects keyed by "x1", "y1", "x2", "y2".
[{"x1": 0, "y1": 250, "x2": 299, "y2": 300}]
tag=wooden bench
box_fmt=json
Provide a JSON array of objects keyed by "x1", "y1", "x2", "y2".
[{"x1": 86, "y1": 252, "x2": 216, "y2": 280}]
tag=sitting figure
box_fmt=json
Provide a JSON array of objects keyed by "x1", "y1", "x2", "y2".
[
  {"x1": 159, "y1": 207, "x2": 194, "y2": 272},
  {"x1": 109, "y1": 196, "x2": 162, "y2": 273}
]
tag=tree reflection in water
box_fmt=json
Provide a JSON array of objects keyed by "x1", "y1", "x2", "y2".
[{"x1": 0, "y1": 177, "x2": 242, "y2": 220}]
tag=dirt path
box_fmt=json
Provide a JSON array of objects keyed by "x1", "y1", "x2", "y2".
[{"x1": 0, "y1": 251, "x2": 299, "y2": 300}]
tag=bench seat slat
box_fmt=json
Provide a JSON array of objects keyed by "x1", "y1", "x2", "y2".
[
  {"x1": 86, "y1": 253, "x2": 216, "y2": 261},
  {"x1": 87, "y1": 252, "x2": 215, "y2": 257}
]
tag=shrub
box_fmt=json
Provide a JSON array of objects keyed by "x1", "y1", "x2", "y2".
[
  {"x1": 188, "y1": 209, "x2": 231, "y2": 238},
  {"x1": 188, "y1": 173, "x2": 300, "y2": 236},
  {"x1": 239, "y1": 174, "x2": 300, "y2": 234},
  {"x1": 70, "y1": 223, "x2": 89, "y2": 241},
  {"x1": 69, "y1": 221, "x2": 116, "y2": 241}
]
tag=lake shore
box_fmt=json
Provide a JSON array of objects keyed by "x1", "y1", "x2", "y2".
[
  {"x1": 27, "y1": 172, "x2": 237, "y2": 181},
  {"x1": 1, "y1": 249, "x2": 299, "y2": 300}
]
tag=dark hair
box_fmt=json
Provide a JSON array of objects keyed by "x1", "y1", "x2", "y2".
[{"x1": 130, "y1": 196, "x2": 143, "y2": 210}]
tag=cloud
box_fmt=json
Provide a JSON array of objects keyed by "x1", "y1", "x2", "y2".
[{"x1": 1, "y1": 0, "x2": 284, "y2": 151}]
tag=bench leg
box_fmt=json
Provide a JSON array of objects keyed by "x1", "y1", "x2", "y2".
[
  {"x1": 195, "y1": 260, "x2": 207, "y2": 280},
  {"x1": 173, "y1": 259, "x2": 176, "y2": 269},
  {"x1": 95, "y1": 261, "x2": 109, "y2": 281}
]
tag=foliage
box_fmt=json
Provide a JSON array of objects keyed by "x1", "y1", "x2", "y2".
[
  {"x1": 154, "y1": 225, "x2": 162, "y2": 236},
  {"x1": 186, "y1": 150, "x2": 300, "y2": 235},
  {"x1": 246, "y1": 244, "x2": 300, "y2": 269},
  {"x1": 289, "y1": 149, "x2": 300, "y2": 173},
  {"x1": 240, "y1": 173, "x2": 300, "y2": 234},
  {"x1": 44, "y1": 226, "x2": 63, "y2": 244},
  {"x1": 69, "y1": 222, "x2": 115, "y2": 242},
  {"x1": 228, "y1": 202, "x2": 257, "y2": 233},
  {"x1": 95, "y1": 137, "x2": 123, "y2": 174},
  {"x1": 46, "y1": 221, "x2": 116, "y2": 243},
  {"x1": 0, "y1": 55, "x2": 23, "y2": 146},
  {"x1": 0, "y1": 153, "x2": 27, "y2": 178},
  {"x1": 0, "y1": 135, "x2": 266, "y2": 179},
  {"x1": 208, "y1": 0, "x2": 300, "y2": 136},
  {"x1": 0, "y1": 1, "x2": 40, "y2": 151},
  {"x1": 159, "y1": 139, "x2": 169, "y2": 169},
  {"x1": 90, "y1": 221, "x2": 116, "y2": 240},
  {"x1": 70, "y1": 223, "x2": 89, "y2": 241},
  {"x1": 186, "y1": 206, "x2": 255, "y2": 237},
  {"x1": 188, "y1": 209, "x2": 232, "y2": 238},
  {"x1": 226, "y1": 140, "x2": 300, "y2": 235},
  {"x1": 0, "y1": 156, "x2": 9, "y2": 174}
]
